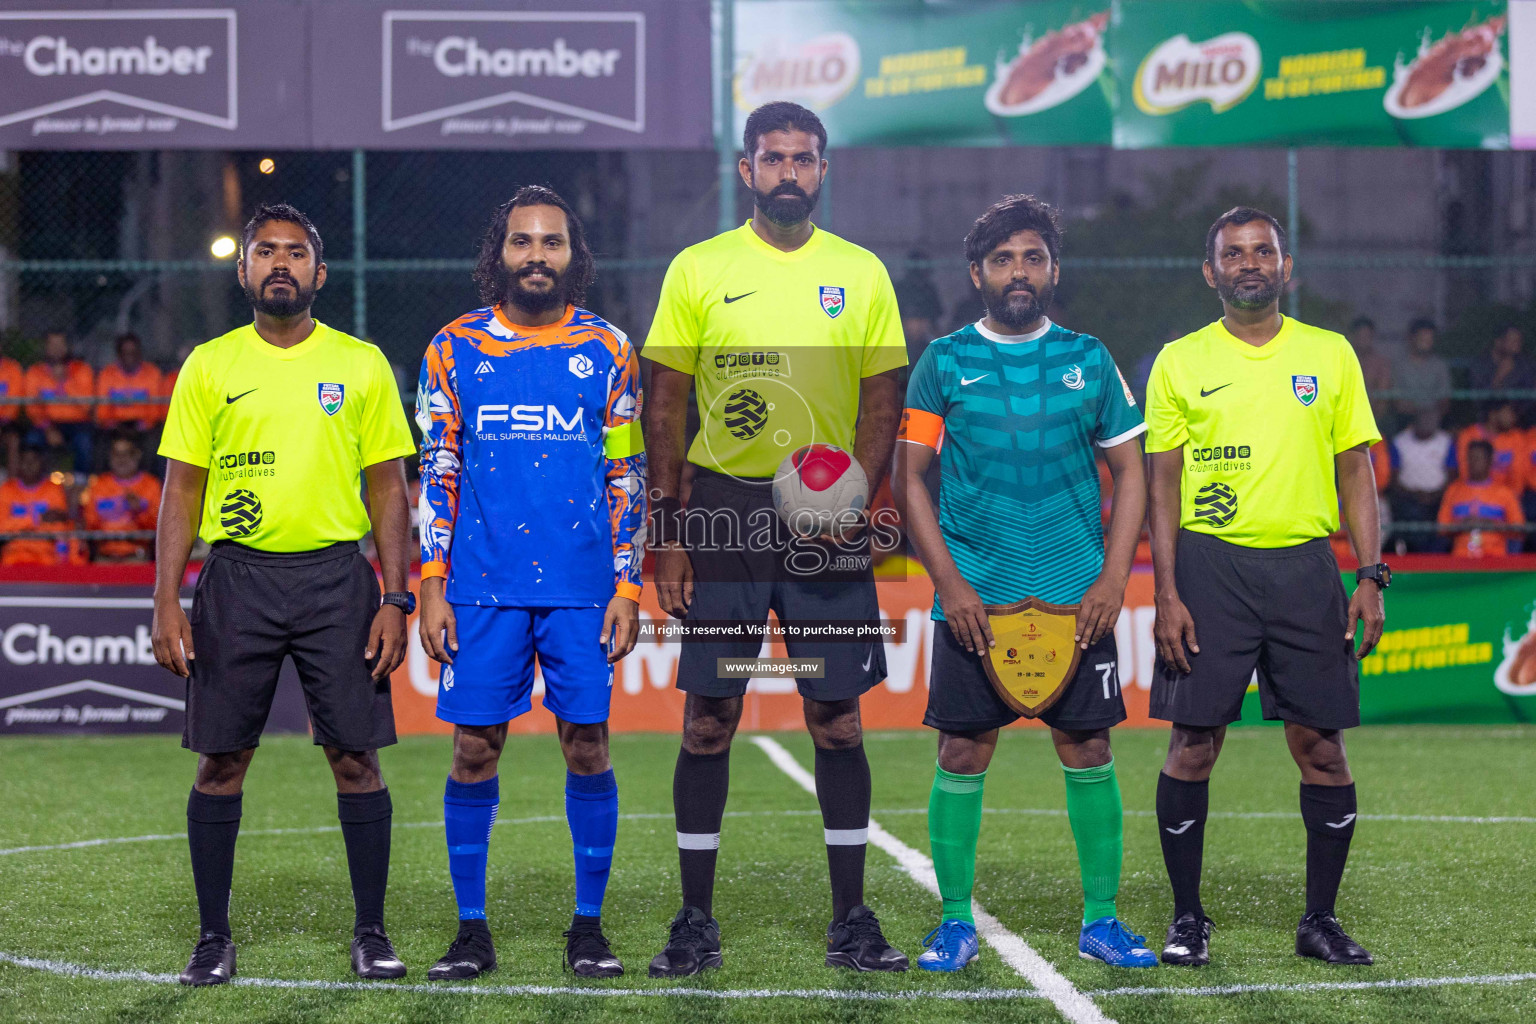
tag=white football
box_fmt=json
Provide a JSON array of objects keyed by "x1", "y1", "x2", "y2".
[{"x1": 772, "y1": 444, "x2": 869, "y2": 538}]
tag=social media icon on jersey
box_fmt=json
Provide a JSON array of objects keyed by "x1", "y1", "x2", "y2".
[{"x1": 569, "y1": 354, "x2": 595, "y2": 379}]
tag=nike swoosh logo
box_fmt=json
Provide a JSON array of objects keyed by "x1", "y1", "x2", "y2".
[
  {"x1": 723, "y1": 291, "x2": 756, "y2": 304},
  {"x1": 1326, "y1": 813, "x2": 1357, "y2": 829},
  {"x1": 1164, "y1": 819, "x2": 1197, "y2": 835},
  {"x1": 861, "y1": 646, "x2": 873, "y2": 673},
  {"x1": 961, "y1": 374, "x2": 990, "y2": 386},
  {"x1": 1199, "y1": 384, "x2": 1232, "y2": 398},
  {"x1": 225, "y1": 389, "x2": 257, "y2": 404}
]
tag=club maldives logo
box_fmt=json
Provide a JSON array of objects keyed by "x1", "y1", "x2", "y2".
[
  {"x1": 0, "y1": 9, "x2": 236, "y2": 135},
  {"x1": 383, "y1": 11, "x2": 645, "y2": 137},
  {"x1": 736, "y1": 31, "x2": 860, "y2": 112},
  {"x1": 1134, "y1": 31, "x2": 1261, "y2": 116},
  {"x1": 819, "y1": 286, "x2": 845, "y2": 319},
  {"x1": 1292, "y1": 374, "x2": 1318, "y2": 406}
]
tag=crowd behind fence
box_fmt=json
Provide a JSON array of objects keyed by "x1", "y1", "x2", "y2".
[{"x1": 3, "y1": 148, "x2": 1536, "y2": 565}]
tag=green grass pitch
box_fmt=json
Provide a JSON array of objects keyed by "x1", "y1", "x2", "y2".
[{"x1": 2, "y1": 725, "x2": 1535, "y2": 1023}]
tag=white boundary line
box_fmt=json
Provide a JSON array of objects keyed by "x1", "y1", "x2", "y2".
[
  {"x1": 750, "y1": 736, "x2": 1115, "y2": 1024},
  {"x1": 7, "y1": 803, "x2": 1532, "y2": 859},
  {"x1": 3, "y1": 949, "x2": 1535, "y2": 1004}
]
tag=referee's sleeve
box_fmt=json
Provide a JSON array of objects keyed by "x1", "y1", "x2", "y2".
[
  {"x1": 1141, "y1": 348, "x2": 1188, "y2": 454},
  {"x1": 860, "y1": 261, "x2": 909, "y2": 377},
  {"x1": 642, "y1": 252, "x2": 700, "y2": 374},
  {"x1": 359, "y1": 347, "x2": 417, "y2": 466},
  {"x1": 157, "y1": 349, "x2": 213, "y2": 467},
  {"x1": 1332, "y1": 344, "x2": 1382, "y2": 454}
]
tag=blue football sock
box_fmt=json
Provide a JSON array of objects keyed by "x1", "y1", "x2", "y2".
[
  {"x1": 565, "y1": 768, "x2": 618, "y2": 919},
  {"x1": 444, "y1": 776, "x2": 499, "y2": 921}
]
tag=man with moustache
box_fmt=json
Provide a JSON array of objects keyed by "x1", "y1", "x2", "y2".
[
  {"x1": 153, "y1": 203, "x2": 416, "y2": 985},
  {"x1": 1144, "y1": 207, "x2": 1387, "y2": 968},
  {"x1": 894, "y1": 195, "x2": 1155, "y2": 971},
  {"x1": 416, "y1": 186, "x2": 644, "y2": 980},
  {"x1": 643, "y1": 101, "x2": 909, "y2": 976}
]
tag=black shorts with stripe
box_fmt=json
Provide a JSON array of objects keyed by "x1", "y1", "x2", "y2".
[
  {"x1": 674, "y1": 468, "x2": 885, "y2": 702},
  {"x1": 924, "y1": 620, "x2": 1127, "y2": 734},
  {"x1": 1149, "y1": 529, "x2": 1359, "y2": 731},
  {"x1": 183, "y1": 540, "x2": 395, "y2": 754}
]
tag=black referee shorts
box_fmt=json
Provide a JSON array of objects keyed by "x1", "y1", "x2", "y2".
[
  {"x1": 184, "y1": 540, "x2": 396, "y2": 754},
  {"x1": 925, "y1": 618, "x2": 1126, "y2": 734},
  {"x1": 675, "y1": 468, "x2": 885, "y2": 702},
  {"x1": 1150, "y1": 529, "x2": 1359, "y2": 731}
]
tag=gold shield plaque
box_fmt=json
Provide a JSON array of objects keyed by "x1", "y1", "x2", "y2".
[{"x1": 981, "y1": 597, "x2": 1084, "y2": 719}]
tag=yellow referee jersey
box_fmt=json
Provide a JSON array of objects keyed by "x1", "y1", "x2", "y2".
[
  {"x1": 159, "y1": 321, "x2": 415, "y2": 552},
  {"x1": 644, "y1": 222, "x2": 907, "y2": 478},
  {"x1": 1144, "y1": 316, "x2": 1380, "y2": 548}
]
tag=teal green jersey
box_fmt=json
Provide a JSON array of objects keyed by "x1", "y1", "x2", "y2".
[{"x1": 900, "y1": 319, "x2": 1145, "y2": 617}]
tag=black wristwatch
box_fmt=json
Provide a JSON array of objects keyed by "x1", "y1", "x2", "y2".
[
  {"x1": 381, "y1": 591, "x2": 417, "y2": 615},
  {"x1": 1355, "y1": 563, "x2": 1391, "y2": 589}
]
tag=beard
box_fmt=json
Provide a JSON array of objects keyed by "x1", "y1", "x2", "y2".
[
  {"x1": 245, "y1": 271, "x2": 316, "y2": 318},
  {"x1": 1216, "y1": 271, "x2": 1281, "y2": 311},
  {"x1": 498, "y1": 262, "x2": 569, "y2": 317},
  {"x1": 753, "y1": 181, "x2": 821, "y2": 228},
  {"x1": 983, "y1": 278, "x2": 1054, "y2": 331}
]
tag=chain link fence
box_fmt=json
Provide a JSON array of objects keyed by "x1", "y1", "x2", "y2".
[{"x1": 1, "y1": 146, "x2": 1534, "y2": 560}]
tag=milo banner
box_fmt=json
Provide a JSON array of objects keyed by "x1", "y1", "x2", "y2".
[
  {"x1": 1234, "y1": 571, "x2": 1536, "y2": 726},
  {"x1": 1114, "y1": 0, "x2": 1509, "y2": 149},
  {"x1": 734, "y1": 0, "x2": 1510, "y2": 150},
  {"x1": 734, "y1": 0, "x2": 1115, "y2": 146}
]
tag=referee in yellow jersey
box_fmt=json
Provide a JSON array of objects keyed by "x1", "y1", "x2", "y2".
[
  {"x1": 643, "y1": 102, "x2": 909, "y2": 975},
  {"x1": 1144, "y1": 207, "x2": 1386, "y2": 969},
  {"x1": 151, "y1": 204, "x2": 417, "y2": 986}
]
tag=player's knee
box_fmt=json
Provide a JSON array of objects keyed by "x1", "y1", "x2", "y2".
[
  {"x1": 325, "y1": 747, "x2": 381, "y2": 790},
  {"x1": 560, "y1": 724, "x2": 611, "y2": 774},
  {"x1": 681, "y1": 716, "x2": 734, "y2": 755},
  {"x1": 804, "y1": 697, "x2": 862, "y2": 750},
  {"x1": 1165, "y1": 734, "x2": 1218, "y2": 778},
  {"x1": 195, "y1": 750, "x2": 252, "y2": 792}
]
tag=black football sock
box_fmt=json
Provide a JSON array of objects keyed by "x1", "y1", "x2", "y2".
[
  {"x1": 187, "y1": 788, "x2": 242, "y2": 939},
  {"x1": 1156, "y1": 772, "x2": 1208, "y2": 919},
  {"x1": 814, "y1": 744, "x2": 871, "y2": 925},
  {"x1": 1299, "y1": 782, "x2": 1357, "y2": 916},
  {"x1": 338, "y1": 787, "x2": 393, "y2": 935},
  {"x1": 674, "y1": 748, "x2": 730, "y2": 918}
]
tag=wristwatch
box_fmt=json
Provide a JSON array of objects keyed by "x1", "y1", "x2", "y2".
[
  {"x1": 381, "y1": 591, "x2": 417, "y2": 615},
  {"x1": 1355, "y1": 563, "x2": 1391, "y2": 589}
]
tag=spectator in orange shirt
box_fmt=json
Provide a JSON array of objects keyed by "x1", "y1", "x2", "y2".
[
  {"x1": 1455, "y1": 401, "x2": 1525, "y2": 491},
  {"x1": 1439, "y1": 440, "x2": 1525, "y2": 557},
  {"x1": 0, "y1": 444, "x2": 84, "y2": 566},
  {"x1": 81, "y1": 430, "x2": 161, "y2": 562},
  {"x1": 0, "y1": 338, "x2": 22, "y2": 478},
  {"x1": 23, "y1": 330, "x2": 95, "y2": 472},
  {"x1": 96, "y1": 332, "x2": 166, "y2": 432}
]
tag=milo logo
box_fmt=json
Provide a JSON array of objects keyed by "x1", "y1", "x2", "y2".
[{"x1": 1134, "y1": 32, "x2": 1261, "y2": 115}]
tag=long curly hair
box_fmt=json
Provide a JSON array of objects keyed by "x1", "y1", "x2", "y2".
[{"x1": 472, "y1": 185, "x2": 595, "y2": 308}]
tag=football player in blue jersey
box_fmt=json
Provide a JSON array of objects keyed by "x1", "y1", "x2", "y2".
[
  {"x1": 893, "y1": 194, "x2": 1155, "y2": 971},
  {"x1": 416, "y1": 186, "x2": 646, "y2": 979}
]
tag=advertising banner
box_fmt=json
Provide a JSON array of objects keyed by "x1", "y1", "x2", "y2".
[
  {"x1": 1112, "y1": 0, "x2": 1509, "y2": 149},
  {"x1": 733, "y1": 0, "x2": 1114, "y2": 146},
  {"x1": 0, "y1": 586, "x2": 309, "y2": 737},
  {"x1": 0, "y1": 1, "x2": 311, "y2": 150},
  {"x1": 311, "y1": 0, "x2": 713, "y2": 150}
]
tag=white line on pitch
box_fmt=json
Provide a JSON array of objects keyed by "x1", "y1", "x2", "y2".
[
  {"x1": 4, "y1": 949, "x2": 1536, "y2": 1004},
  {"x1": 750, "y1": 735, "x2": 1115, "y2": 1024},
  {"x1": 0, "y1": 950, "x2": 1038, "y2": 1002}
]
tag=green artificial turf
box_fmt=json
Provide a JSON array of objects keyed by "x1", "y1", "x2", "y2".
[{"x1": 1, "y1": 726, "x2": 1534, "y2": 1023}]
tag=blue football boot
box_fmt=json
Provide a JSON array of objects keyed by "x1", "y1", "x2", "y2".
[
  {"x1": 916, "y1": 919, "x2": 980, "y2": 972},
  {"x1": 1078, "y1": 916, "x2": 1158, "y2": 968}
]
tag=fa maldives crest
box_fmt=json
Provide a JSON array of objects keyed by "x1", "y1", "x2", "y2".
[
  {"x1": 1292, "y1": 375, "x2": 1318, "y2": 407},
  {"x1": 318, "y1": 382, "x2": 345, "y2": 416},
  {"x1": 819, "y1": 286, "x2": 845, "y2": 319}
]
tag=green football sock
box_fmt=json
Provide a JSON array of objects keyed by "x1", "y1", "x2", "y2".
[
  {"x1": 929, "y1": 763, "x2": 985, "y2": 924},
  {"x1": 1063, "y1": 758, "x2": 1123, "y2": 925}
]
